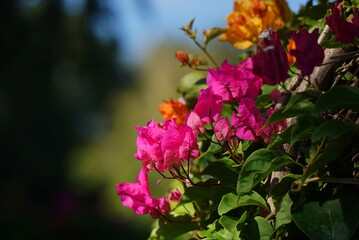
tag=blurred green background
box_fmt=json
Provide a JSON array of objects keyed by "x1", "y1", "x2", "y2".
[{"x1": 0, "y1": 0, "x2": 303, "y2": 239}]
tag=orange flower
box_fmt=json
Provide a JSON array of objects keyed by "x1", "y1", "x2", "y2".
[
  {"x1": 158, "y1": 99, "x2": 189, "y2": 125},
  {"x1": 220, "y1": 0, "x2": 291, "y2": 49},
  {"x1": 286, "y1": 37, "x2": 296, "y2": 65}
]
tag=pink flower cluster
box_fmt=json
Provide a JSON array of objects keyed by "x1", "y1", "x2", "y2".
[
  {"x1": 116, "y1": 30, "x2": 324, "y2": 218},
  {"x1": 135, "y1": 119, "x2": 200, "y2": 172},
  {"x1": 187, "y1": 33, "x2": 290, "y2": 144}
]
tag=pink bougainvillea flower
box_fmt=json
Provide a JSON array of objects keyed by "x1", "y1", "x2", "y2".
[
  {"x1": 213, "y1": 118, "x2": 232, "y2": 141},
  {"x1": 270, "y1": 88, "x2": 282, "y2": 104},
  {"x1": 135, "y1": 120, "x2": 165, "y2": 172},
  {"x1": 207, "y1": 59, "x2": 262, "y2": 102},
  {"x1": 116, "y1": 168, "x2": 170, "y2": 218},
  {"x1": 135, "y1": 120, "x2": 200, "y2": 172},
  {"x1": 231, "y1": 98, "x2": 265, "y2": 141},
  {"x1": 193, "y1": 87, "x2": 223, "y2": 124},
  {"x1": 290, "y1": 28, "x2": 324, "y2": 76},
  {"x1": 258, "y1": 108, "x2": 287, "y2": 143},
  {"x1": 231, "y1": 98, "x2": 287, "y2": 142},
  {"x1": 186, "y1": 111, "x2": 205, "y2": 134},
  {"x1": 326, "y1": 4, "x2": 359, "y2": 44},
  {"x1": 169, "y1": 189, "x2": 182, "y2": 202},
  {"x1": 253, "y1": 31, "x2": 290, "y2": 85}
]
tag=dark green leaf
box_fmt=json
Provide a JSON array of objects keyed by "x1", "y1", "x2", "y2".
[
  {"x1": 311, "y1": 119, "x2": 357, "y2": 142},
  {"x1": 271, "y1": 174, "x2": 300, "y2": 203},
  {"x1": 241, "y1": 216, "x2": 274, "y2": 240},
  {"x1": 265, "y1": 101, "x2": 314, "y2": 126},
  {"x1": 202, "y1": 159, "x2": 239, "y2": 188},
  {"x1": 283, "y1": 93, "x2": 312, "y2": 113},
  {"x1": 290, "y1": 117, "x2": 321, "y2": 145},
  {"x1": 237, "y1": 149, "x2": 296, "y2": 195},
  {"x1": 303, "y1": 134, "x2": 353, "y2": 180},
  {"x1": 268, "y1": 125, "x2": 294, "y2": 150},
  {"x1": 320, "y1": 40, "x2": 352, "y2": 48},
  {"x1": 292, "y1": 189, "x2": 359, "y2": 240},
  {"x1": 218, "y1": 191, "x2": 269, "y2": 215},
  {"x1": 156, "y1": 216, "x2": 199, "y2": 240},
  {"x1": 313, "y1": 86, "x2": 359, "y2": 114}
]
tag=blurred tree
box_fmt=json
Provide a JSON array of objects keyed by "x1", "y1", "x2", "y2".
[{"x1": 0, "y1": 0, "x2": 146, "y2": 239}]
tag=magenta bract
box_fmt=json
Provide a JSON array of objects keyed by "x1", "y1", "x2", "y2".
[
  {"x1": 135, "y1": 120, "x2": 200, "y2": 172},
  {"x1": 116, "y1": 168, "x2": 170, "y2": 218},
  {"x1": 207, "y1": 60, "x2": 262, "y2": 102}
]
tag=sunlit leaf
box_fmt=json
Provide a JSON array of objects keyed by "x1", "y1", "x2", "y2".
[
  {"x1": 237, "y1": 149, "x2": 296, "y2": 195},
  {"x1": 275, "y1": 193, "x2": 293, "y2": 229},
  {"x1": 218, "y1": 191, "x2": 268, "y2": 215}
]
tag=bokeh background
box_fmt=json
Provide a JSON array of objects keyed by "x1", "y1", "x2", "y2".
[{"x1": 1, "y1": 0, "x2": 306, "y2": 239}]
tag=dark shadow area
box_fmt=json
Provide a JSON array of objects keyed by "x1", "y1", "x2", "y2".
[{"x1": 0, "y1": 0, "x2": 147, "y2": 238}]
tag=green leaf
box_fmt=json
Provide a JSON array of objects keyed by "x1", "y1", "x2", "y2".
[
  {"x1": 177, "y1": 71, "x2": 206, "y2": 94},
  {"x1": 320, "y1": 40, "x2": 352, "y2": 48},
  {"x1": 219, "y1": 215, "x2": 239, "y2": 232},
  {"x1": 313, "y1": 86, "x2": 359, "y2": 114},
  {"x1": 198, "y1": 220, "x2": 231, "y2": 240},
  {"x1": 218, "y1": 191, "x2": 269, "y2": 215},
  {"x1": 155, "y1": 216, "x2": 199, "y2": 240},
  {"x1": 179, "y1": 181, "x2": 215, "y2": 210},
  {"x1": 311, "y1": 119, "x2": 357, "y2": 142},
  {"x1": 292, "y1": 189, "x2": 359, "y2": 240},
  {"x1": 275, "y1": 193, "x2": 293, "y2": 229},
  {"x1": 202, "y1": 159, "x2": 239, "y2": 188},
  {"x1": 241, "y1": 216, "x2": 274, "y2": 240},
  {"x1": 265, "y1": 101, "x2": 314, "y2": 126},
  {"x1": 237, "y1": 149, "x2": 296, "y2": 195},
  {"x1": 303, "y1": 134, "x2": 353, "y2": 180},
  {"x1": 268, "y1": 125, "x2": 294, "y2": 150},
  {"x1": 271, "y1": 174, "x2": 300, "y2": 203},
  {"x1": 283, "y1": 93, "x2": 312, "y2": 113},
  {"x1": 255, "y1": 93, "x2": 272, "y2": 110},
  {"x1": 290, "y1": 117, "x2": 321, "y2": 145}
]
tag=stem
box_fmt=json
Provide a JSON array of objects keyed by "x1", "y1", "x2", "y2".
[
  {"x1": 192, "y1": 38, "x2": 219, "y2": 67},
  {"x1": 180, "y1": 163, "x2": 195, "y2": 185},
  {"x1": 295, "y1": 177, "x2": 359, "y2": 185}
]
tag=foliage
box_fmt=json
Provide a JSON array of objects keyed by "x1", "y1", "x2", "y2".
[{"x1": 117, "y1": 0, "x2": 359, "y2": 239}]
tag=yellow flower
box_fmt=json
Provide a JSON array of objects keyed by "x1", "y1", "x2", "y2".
[
  {"x1": 158, "y1": 99, "x2": 189, "y2": 125},
  {"x1": 220, "y1": 0, "x2": 291, "y2": 49}
]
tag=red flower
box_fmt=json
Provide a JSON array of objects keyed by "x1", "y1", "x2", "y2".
[
  {"x1": 326, "y1": 4, "x2": 359, "y2": 44},
  {"x1": 290, "y1": 28, "x2": 324, "y2": 76},
  {"x1": 253, "y1": 32, "x2": 290, "y2": 85}
]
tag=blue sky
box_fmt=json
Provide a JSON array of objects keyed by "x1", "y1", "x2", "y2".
[
  {"x1": 59, "y1": 0, "x2": 310, "y2": 64},
  {"x1": 108, "y1": 0, "x2": 309, "y2": 64}
]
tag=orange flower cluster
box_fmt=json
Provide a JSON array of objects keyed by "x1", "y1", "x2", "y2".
[
  {"x1": 220, "y1": 0, "x2": 292, "y2": 49},
  {"x1": 158, "y1": 99, "x2": 189, "y2": 125}
]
